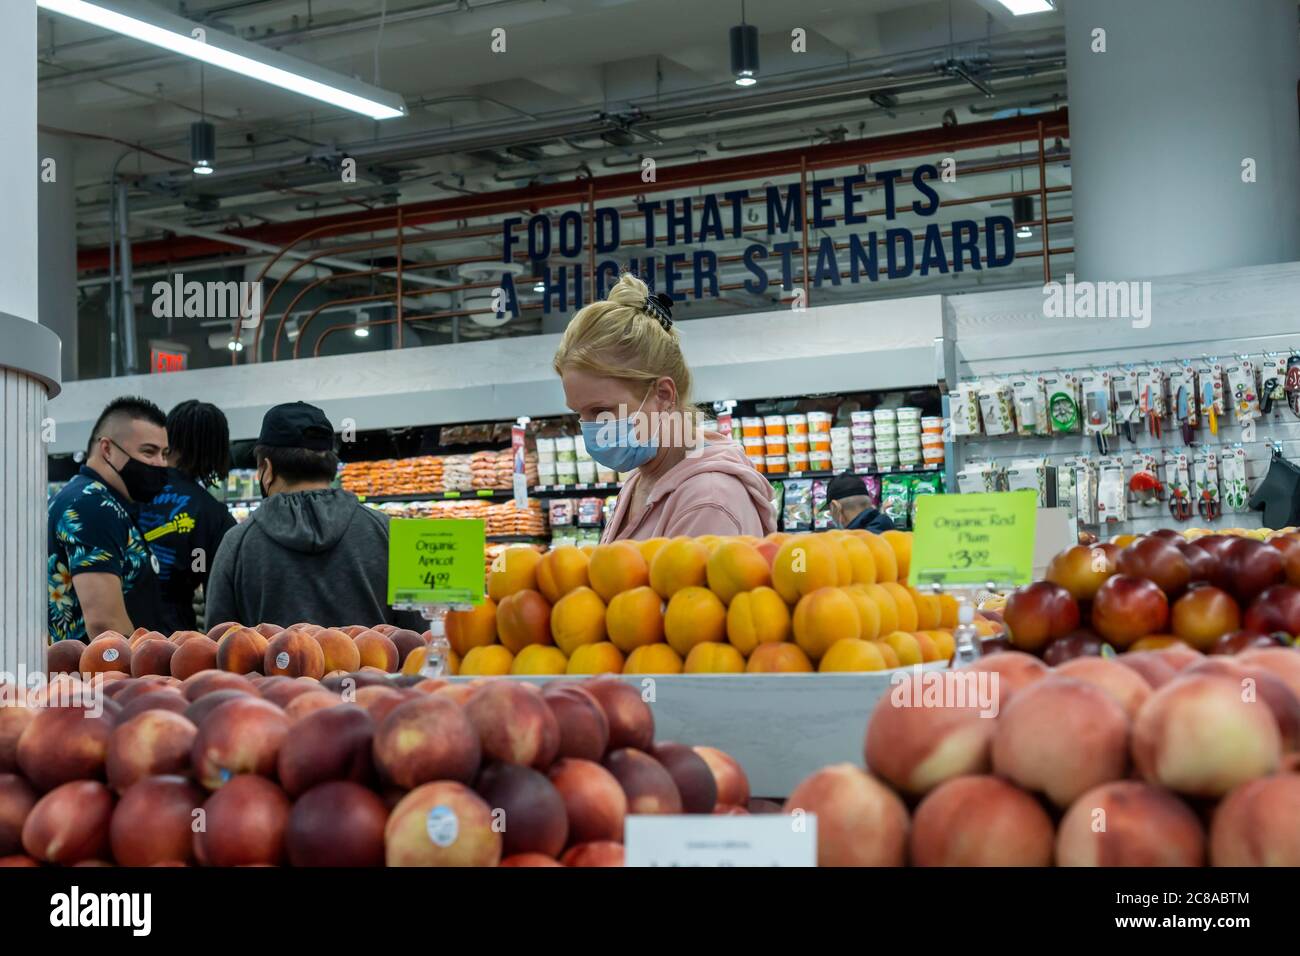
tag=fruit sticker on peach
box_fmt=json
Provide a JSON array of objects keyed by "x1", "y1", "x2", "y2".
[
  {"x1": 388, "y1": 518, "x2": 487, "y2": 606},
  {"x1": 909, "y1": 490, "x2": 1038, "y2": 588},
  {"x1": 425, "y1": 805, "x2": 459, "y2": 848}
]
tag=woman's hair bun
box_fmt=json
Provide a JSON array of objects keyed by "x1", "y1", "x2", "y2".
[{"x1": 643, "y1": 291, "x2": 674, "y2": 330}]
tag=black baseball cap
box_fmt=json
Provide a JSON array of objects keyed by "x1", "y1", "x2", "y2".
[
  {"x1": 258, "y1": 402, "x2": 335, "y2": 451},
  {"x1": 824, "y1": 472, "x2": 870, "y2": 503}
]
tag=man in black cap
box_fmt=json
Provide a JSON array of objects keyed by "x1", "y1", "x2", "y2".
[
  {"x1": 823, "y1": 473, "x2": 895, "y2": 534},
  {"x1": 205, "y1": 402, "x2": 415, "y2": 629}
]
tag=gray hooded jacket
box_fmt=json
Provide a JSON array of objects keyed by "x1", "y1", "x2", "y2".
[{"x1": 205, "y1": 488, "x2": 418, "y2": 630}]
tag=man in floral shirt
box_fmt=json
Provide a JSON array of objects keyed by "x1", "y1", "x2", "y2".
[{"x1": 48, "y1": 397, "x2": 169, "y2": 643}]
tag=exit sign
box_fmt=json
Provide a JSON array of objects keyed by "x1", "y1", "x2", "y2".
[{"x1": 151, "y1": 348, "x2": 187, "y2": 373}]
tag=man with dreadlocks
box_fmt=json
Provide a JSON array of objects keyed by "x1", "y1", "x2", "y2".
[{"x1": 138, "y1": 400, "x2": 238, "y2": 632}]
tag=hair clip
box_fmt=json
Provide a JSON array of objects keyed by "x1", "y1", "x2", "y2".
[{"x1": 643, "y1": 292, "x2": 674, "y2": 330}]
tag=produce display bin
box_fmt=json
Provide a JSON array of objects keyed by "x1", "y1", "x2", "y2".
[{"x1": 450, "y1": 666, "x2": 947, "y2": 797}]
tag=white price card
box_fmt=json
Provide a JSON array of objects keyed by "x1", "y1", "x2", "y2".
[{"x1": 623, "y1": 814, "x2": 816, "y2": 867}]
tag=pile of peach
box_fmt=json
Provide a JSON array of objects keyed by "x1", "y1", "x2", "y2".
[
  {"x1": 785, "y1": 643, "x2": 1300, "y2": 865},
  {"x1": 998, "y1": 530, "x2": 1300, "y2": 663},
  {"x1": 0, "y1": 671, "x2": 757, "y2": 867},
  {"x1": 49, "y1": 621, "x2": 434, "y2": 686},
  {"x1": 447, "y1": 531, "x2": 974, "y2": 677}
]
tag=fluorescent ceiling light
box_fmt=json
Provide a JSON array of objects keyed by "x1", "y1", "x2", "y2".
[
  {"x1": 994, "y1": 0, "x2": 1055, "y2": 14},
  {"x1": 38, "y1": 0, "x2": 406, "y2": 120}
]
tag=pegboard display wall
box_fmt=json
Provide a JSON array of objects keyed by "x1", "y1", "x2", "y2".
[{"x1": 941, "y1": 263, "x2": 1300, "y2": 539}]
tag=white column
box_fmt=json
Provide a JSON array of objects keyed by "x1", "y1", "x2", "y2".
[
  {"x1": 39, "y1": 132, "x2": 79, "y2": 383},
  {"x1": 0, "y1": 3, "x2": 61, "y2": 677},
  {"x1": 1065, "y1": 0, "x2": 1300, "y2": 280}
]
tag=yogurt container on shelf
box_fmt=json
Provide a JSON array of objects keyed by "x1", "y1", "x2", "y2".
[
  {"x1": 809, "y1": 451, "x2": 833, "y2": 471},
  {"x1": 765, "y1": 455, "x2": 788, "y2": 473},
  {"x1": 741, "y1": 417, "x2": 764, "y2": 438},
  {"x1": 787, "y1": 450, "x2": 810, "y2": 471},
  {"x1": 765, "y1": 433, "x2": 787, "y2": 455},
  {"x1": 764, "y1": 415, "x2": 787, "y2": 436},
  {"x1": 807, "y1": 411, "x2": 833, "y2": 433},
  {"x1": 785, "y1": 413, "x2": 808, "y2": 435}
]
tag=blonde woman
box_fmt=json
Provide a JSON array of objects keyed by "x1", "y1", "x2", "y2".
[{"x1": 553, "y1": 273, "x2": 776, "y2": 541}]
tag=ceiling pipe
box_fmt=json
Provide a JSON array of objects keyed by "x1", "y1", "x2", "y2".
[{"x1": 129, "y1": 214, "x2": 456, "y2": 288}]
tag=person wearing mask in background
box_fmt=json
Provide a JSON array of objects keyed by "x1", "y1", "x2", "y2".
[
  {"x1": 553, "y1": 273, "x2": 775, "y2": 540},
  {"x1": 205, "y1": 402, "x2": 419, "y2": 629},
  {"x1": 138, "y1": 400, "x2": 238, "y2": 633},
  {"x1": 822, "y1": 473, "x2": 895, "y2": 534},
  {"x1": 48, "y1": 396, "x2": 169, "y2": 643}
]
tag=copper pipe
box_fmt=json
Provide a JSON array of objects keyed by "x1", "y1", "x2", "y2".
[
  {"x1": 313, "y1": 317, "x2": 398, "y2": 358},
  {"x1": 293, "y1": 292, "x2": 397, "y2": 359},
  {"x1": 800, "y1": 155, "x2": 811, "y2": 307},
  {"x1": 235, "y1": 212, "x2": 402, "y2": 364},
  {"x1": 1037, "y1": 119, "x2": 1051, "y2": 283}
]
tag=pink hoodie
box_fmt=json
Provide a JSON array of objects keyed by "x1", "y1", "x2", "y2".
[{"x1": 602, "y1": 440, "x2": 777, "y2": 542}]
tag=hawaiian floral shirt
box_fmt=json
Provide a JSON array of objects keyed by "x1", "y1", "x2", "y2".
[{"x1": 47, "y1": 466, "x2": 160, "y2": 642}]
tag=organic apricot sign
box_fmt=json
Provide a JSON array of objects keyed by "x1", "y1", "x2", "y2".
[
  {"x1": 388, "y1": 518, "x2": 486, "y2": 606},
  {"x1": 909, "y1": 491, "x2": 1037, "y2": 588}
]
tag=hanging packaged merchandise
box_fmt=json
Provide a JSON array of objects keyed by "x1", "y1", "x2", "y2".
[
  {"x1": 1136, "y1": 366, "x2": 1167, "y2": 439},
  {"x1": 1096, "y1": 458, "x2": 1128, "y2": 525},
  {"x1": 1128, "y1": 452, "x2": 1164, "y2": 508},
  {"x1": 1005, "y1": 457, "x2": 1053, "y2": 507},
  {"x1": 1057, "y1": 466, "x2": 1077, "y2": 521},
  {"x1": 1165, "y1": 363, "x2": 1197, "y2": 445},
  {"x1": 949, "y1": 383, "x2": 982, "y2": 436},
  {"x1": 782, "y1": 479, "x2": 813, "y2": 531},
  {"x1": 909, "y1": 473, "x2": 942, "y2": 526},
  {"x1": 1011, "y1": 375, "x2": 1049, "y2": 436},
  {"x1": 770, "y1": 480, "x2": 786, "y2": 526},
  {"x1": 1220, "y1": 446, "x2": 1250, "y2": 512},
  {"x1": 1111, "y1": 368, "x2": 1141, "y2": 444},
  {"x1": 1194, "y1": 361, "x2": 1225, "y2": 436},
  {"x1": 1285, "y1": 353, "x2": 1300, "y2": 417},
  {"x1": 1165, "y1": 451, "x2": 1193, "y2": 522},
  {"x1": 1042, "y1": 371, "x2": 1081, "y2": 435},
  {"x1": 1061, "y1": 457, "x2": 1098, "y2": 526},
  {"x1": 1192, "y1": 451, "x2": 1221, "y2": 521},
  {"x1": 1078, "y1": 368, "x2": 1114, "y2": 454},
  {"x1": 956, "y1": 462, "x2": 1003, "y2": 495},
  {"x1": 1224, "y1": 360, "x2": 1260, "y2": 423},
  {"x1": 1261, "y1": 355, "x2": 1288, "y2": 415},
  {"x1": 977, "y1": 380, "x2": 1016, "y2": 436}
]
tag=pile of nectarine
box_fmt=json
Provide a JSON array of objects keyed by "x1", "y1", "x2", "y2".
[
  {"x1": 1, "y1": 660, "x2": 755, "y2": 867},
  {"x1": 1027, "y1": 531, "x2": 1300, "y2": 663},
  {"x1": 785, "y1": 638, "x2": 1300, "y2": 866}
]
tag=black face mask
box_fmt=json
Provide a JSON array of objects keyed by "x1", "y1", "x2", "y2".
[{"x1": 108, "y1": 440, "x2": 169, "y2": 503}]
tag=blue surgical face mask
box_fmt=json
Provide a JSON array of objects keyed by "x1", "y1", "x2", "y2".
[{"x1": 580, "y1": 389, "x2": 660, "y2": 473}]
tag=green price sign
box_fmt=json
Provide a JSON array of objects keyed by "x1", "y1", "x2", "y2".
[
  {"x1": 908, "y1": 491, "x2": 1038, "y2": 588},
  {"x1": 387, "y1": 518, "x2": 486, "y2": 606}
]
